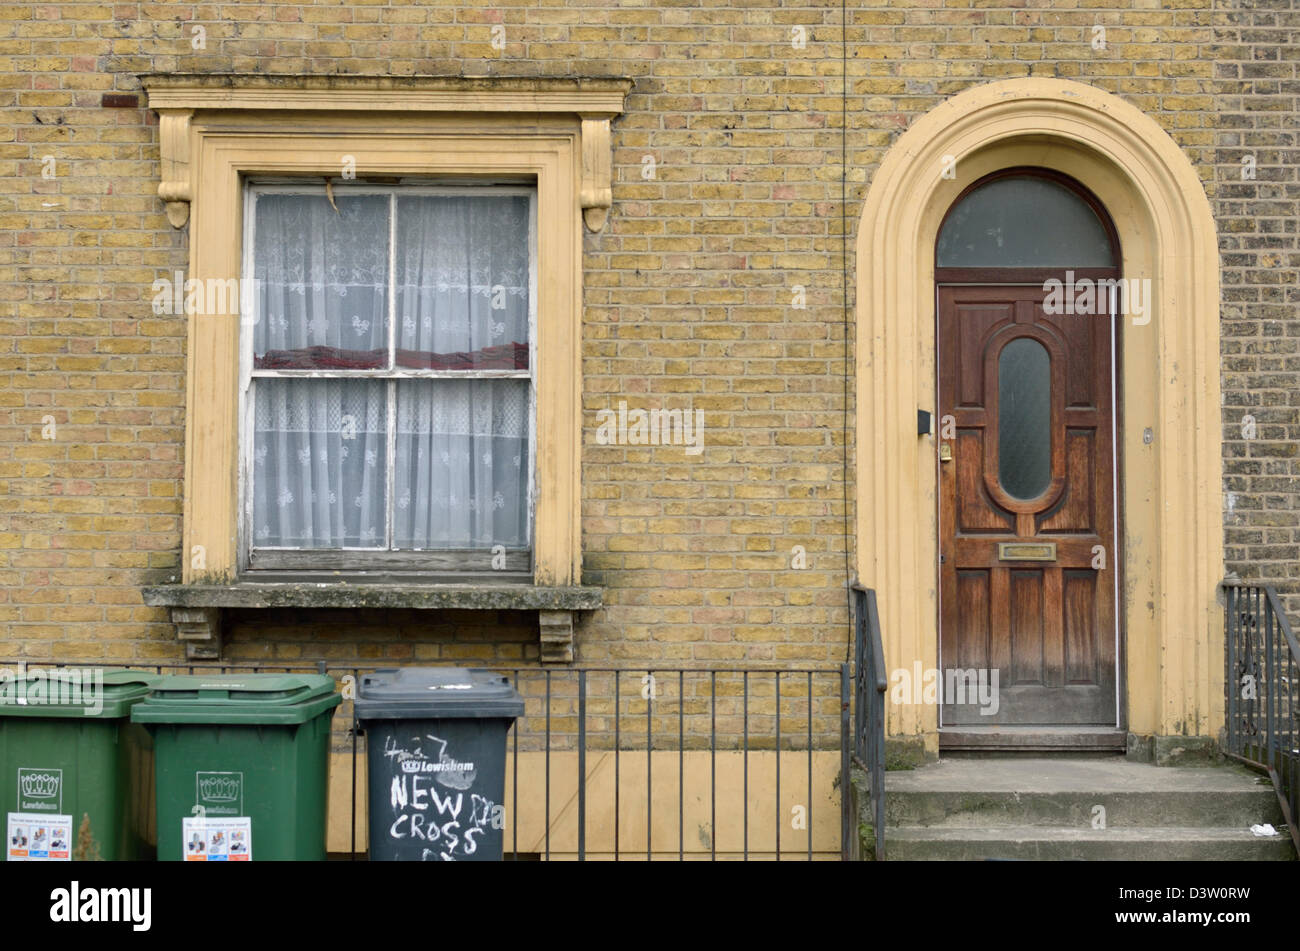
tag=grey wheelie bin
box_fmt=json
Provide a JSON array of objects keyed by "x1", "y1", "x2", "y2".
[{"x1": 354, "y1": 668, "x2": 524, "y2": 861}]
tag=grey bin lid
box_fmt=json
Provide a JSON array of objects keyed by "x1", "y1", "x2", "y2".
[{"x1": 353, "y1": 667, "x2": 525, "y2": 721}]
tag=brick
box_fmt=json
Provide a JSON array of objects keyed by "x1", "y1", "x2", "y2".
[{"x1": 0, "y1": 0, "x2": 1292, "y2": 667}]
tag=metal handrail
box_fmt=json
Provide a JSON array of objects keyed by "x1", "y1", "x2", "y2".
[
  {"x1": 1223, "y1": 580, "x2": 1300, "y2": 855},
  {"x1": 850, "y1": 583, "x2": 887, "y2": 860}
]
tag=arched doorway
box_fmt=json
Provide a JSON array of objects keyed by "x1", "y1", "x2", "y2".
[
  {"x1": 935, "y1": 169, "x2": 1123, "y2": 746},
  {"x1": 854, "y1": 79, "x2": 1223, "y2": 757}
]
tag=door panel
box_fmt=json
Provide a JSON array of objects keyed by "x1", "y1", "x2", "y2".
[{"x1": 938, "y1": 285, "x2": 1117, "y2": 727}]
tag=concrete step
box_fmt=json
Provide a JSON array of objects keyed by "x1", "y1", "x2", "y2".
[
  {"x1": 885, "y1": 825, "x2": 1296, "y2": 861},
  {"x1": 871, "y1": 756, "x2": 1296, "y2": 860},
  {"x1": 885, "y1": 757, "x2": 1284, "y2": 829}
]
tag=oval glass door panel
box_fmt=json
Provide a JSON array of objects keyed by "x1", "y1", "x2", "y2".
[{"x1": 997, "y1": 337, "x2": 1051, "y2": 500}]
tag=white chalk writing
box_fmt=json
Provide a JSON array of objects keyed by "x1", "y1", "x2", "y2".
[{"x1": 383, "y1": 733, "x2": 496, "y2": 860}]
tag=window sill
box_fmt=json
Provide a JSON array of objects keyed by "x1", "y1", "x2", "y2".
[{"x1": 142, "y1": 581, "x2": 603, "y2": 664}]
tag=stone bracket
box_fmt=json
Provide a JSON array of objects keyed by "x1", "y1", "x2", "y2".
[
  {"x1": 579, "y1": 114, "x2": 614, "y2": 232},
  {"x1": 156, "y1": 108, "x2": 193, "y2": 228},
  {"x1": 538, "y1": 610, "x2": 576, "y2": 665},
  {"x1": 171, "y1": 606, "x2": 222, "y2": 660}
]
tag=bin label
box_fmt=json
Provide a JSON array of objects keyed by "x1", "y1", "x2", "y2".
[
  {"x1": 385, "y1": 734, "x2": 476, "y2": 789},
  {"x1": 182, "y1": 816, "x2": 252, "y2": 861},
  {"x1": 17, "y1": 767, "x2": 62, "y2": 812},
  {"x1": 8, "y1": 812, "x2": 71, "y2": 861},
  {"x1": 195, "y1": 771, "x2": 243, "y2": 816}
]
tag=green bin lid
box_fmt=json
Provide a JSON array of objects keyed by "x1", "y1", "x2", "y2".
[
  {"x1": 131, "y1": 673, "x2": 342, "y2": 726},
  {"x1": 0, "y1": 667, "x2": 159, "y2": 719}
]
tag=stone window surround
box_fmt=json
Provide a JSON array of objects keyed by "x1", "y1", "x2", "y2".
[{"x1": 139, "y1": 74, "x2": 632, "y2": 663}]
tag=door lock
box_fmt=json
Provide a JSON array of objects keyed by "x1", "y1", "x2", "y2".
[{"x1": 939, "y1": 443, "x2": 953, "y2": 463}]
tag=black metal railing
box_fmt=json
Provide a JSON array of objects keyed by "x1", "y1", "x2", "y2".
[
  {"x1": 851, "y1": 584, "x2": 887, "y2": 860},
  {"x1": 27, "y1": 660, "x2": 849, "y2": 861},
  {"x1": 1224, "y1": 581, "x2": 1300, "y2": 854}
]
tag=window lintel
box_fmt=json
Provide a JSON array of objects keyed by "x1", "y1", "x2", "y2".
[{"x1": 140, "y1": 73, "x2": 632, "y2": 231}]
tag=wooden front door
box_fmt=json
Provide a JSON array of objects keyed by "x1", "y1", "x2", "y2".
[{"x1": 937, "y1": 285, "x2": 1118, "y2": 729}]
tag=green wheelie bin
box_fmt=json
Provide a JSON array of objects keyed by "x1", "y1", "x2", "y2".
[
  {"x1": 131, "y1": 673, "x2": 341, "y2": 862},
  {"x1": 0, "y1": 667, "x2": 159, "y2": 861}
]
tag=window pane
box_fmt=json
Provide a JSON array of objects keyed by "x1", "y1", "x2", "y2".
[
  {"x1": 937, "y1": 175, "x2": 1114, "y2": 268},
  {"x1": 253, "y1": 379, "x2": 388, "y2": 548},
  {"x1": 253, "y1": 193, "x2": 389, "y2": 370},
  {"x1": 394, "y1": 379, "x2": 530, "y2": 550},
  {"x1": 997, "y1": 338, "x2": 1051, "y2": 501},
  {"x1": 395, "y1": 195, "x2": 530, "y2": 371}
]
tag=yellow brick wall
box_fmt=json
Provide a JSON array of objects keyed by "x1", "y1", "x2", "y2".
[{"x1": 0, "y1": 0, "x2": 1274, "y2": 670}]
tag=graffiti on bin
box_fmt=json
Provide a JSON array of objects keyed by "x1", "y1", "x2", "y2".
[{"x1": 383, "y1": 733, "x2": 504, "y2": 860}]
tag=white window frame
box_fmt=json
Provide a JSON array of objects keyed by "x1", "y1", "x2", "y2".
[{"x1": 238, "y1": 179, "x2": 539, "y2": 579}]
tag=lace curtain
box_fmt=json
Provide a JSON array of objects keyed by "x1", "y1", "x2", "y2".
[
  {"x1": 251, "y1": 191, "x2": 531, "y2": 550},
  {"x1": 253, "y1": 378, "x2": 388, "y2": 547},
  {"x1": 393, "y1": 379, "x2": 528, "y2": 549},
  {"x1": 253, "y1": 194, "x2": 389, "y2": 369},
  {"x1": 396, "y1": 196, "x2": 530, "y2": 369}
]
